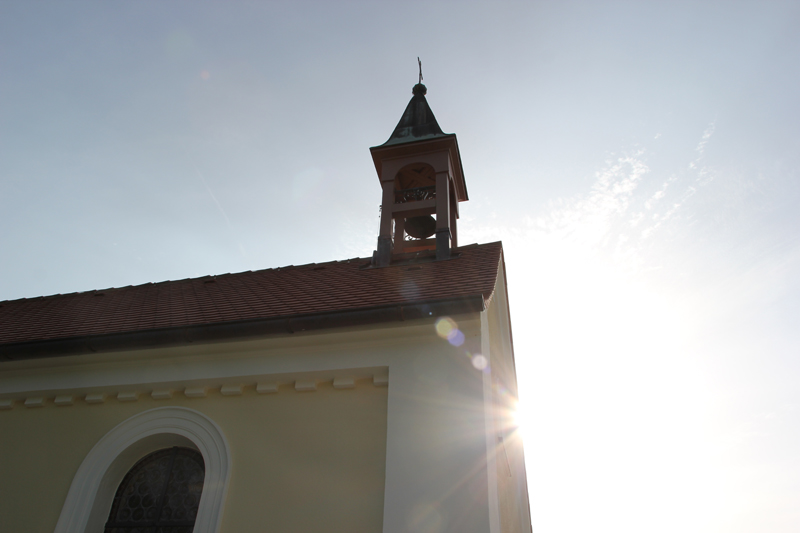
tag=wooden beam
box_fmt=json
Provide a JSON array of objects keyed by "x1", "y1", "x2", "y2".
[
  {"x1": 435, "y1": 172, "x2": 450, "y2": 230},
  {"x1": 379, "y1": 180, "x2": 395, "y2": 238},
  {"x1": 391, "y1": 199, "x2": 437, "y2": 213},
  {"x1": 393, "y1": 217, "x2": 406, "y2": 254},
  {"x1": 449, "y1": 188, "x2": 458, "y2": 247}
]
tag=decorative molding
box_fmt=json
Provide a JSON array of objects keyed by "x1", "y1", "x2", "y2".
[
  {"x1": 55, "y1": 395, "x2": 74, "y2": 406},
  {"x1": 220, "y1": 384, "x2": 243, "y2": 396},
  {"x1": 256, "y1": 382, "x2": 278, "y2": 394},
  {"x1": 117, "y1": 391, "x2": 139, "y2": 402},
  {"x1": 295, "y1": 379, "x2": 317, "y2": 392},
  {"x1": 53, "y1": 407, "x2": 231, "y2": 533},
  {"x1": 151, "y1": 389, "x2": 173, "y2": 400},
  {"x1": 0, "y1": 367, "x2": 391, "y2": 411},
  {"x1": 185, "y1": 386, "x2": 208, "y2": 398},
  {"x1": 333, "y1": 376, "x2": 355, "y2": 389},
  {"x1": 24, "y1": 396, "x2": 44, "y2": 407},
  {"x1": 0, "y1": 314, "x2": 449, "y2": 397},
  {"x1": 85, "y1": 393, "x2": 106, "y2": 404}
]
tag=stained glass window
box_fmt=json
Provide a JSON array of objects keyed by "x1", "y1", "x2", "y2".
[{"x1": 104, "y1": 446, "x2": 205, "y2": 533}]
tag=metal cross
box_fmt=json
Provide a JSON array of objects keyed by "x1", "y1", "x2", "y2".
[{"x1": 418, "y1": 57, "x2": 423, "y2": 84}]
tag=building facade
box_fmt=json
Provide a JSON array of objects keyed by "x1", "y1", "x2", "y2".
[{"x1": 0, "y1": 83, "x2": 531, "y2": 533}]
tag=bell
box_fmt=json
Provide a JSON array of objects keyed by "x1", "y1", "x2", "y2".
[{"x1": 404, "y1": 215, "x2": 436, "y2": 239}]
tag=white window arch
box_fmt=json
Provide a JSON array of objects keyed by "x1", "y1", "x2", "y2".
[{"x1": 54, "y1": 406, "x2": 231, "y2": 533}]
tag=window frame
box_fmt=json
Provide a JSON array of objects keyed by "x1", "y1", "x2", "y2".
[{"x1": 54, "y1": 407, "x2": 231, "y2": 533}]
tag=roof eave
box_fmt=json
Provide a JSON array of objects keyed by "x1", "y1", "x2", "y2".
[{"x1": 0, "y1": 295, "x2": 486, "y2": 361}]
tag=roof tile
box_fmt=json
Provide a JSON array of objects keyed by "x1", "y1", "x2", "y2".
[{"x1": 0, "y1": 242, "x2": 502, "y2": 346}]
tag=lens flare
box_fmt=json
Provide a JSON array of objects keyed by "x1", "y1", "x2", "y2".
[
  {"x1": 435, "y1": 317, "x2": 456, "y2": 338},
  {"x1": 449, "y1": 329, "x2": 465, "y2": 346},
  {"x1": 434, "y1": 317, "x2": 465, "y2": 347},
  {"x1": 471, "y1": 354, "x2": 488, "y2": 370}
]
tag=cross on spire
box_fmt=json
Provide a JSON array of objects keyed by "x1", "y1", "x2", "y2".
[{"x1": 418, "y1": 57, "x2": 423, "y2": 84}]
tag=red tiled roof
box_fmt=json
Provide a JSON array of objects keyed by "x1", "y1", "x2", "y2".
[{"x1": 0, "y1": 242, "x2": 503, "y2": 349}]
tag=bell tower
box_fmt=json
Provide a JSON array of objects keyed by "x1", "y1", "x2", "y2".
[{"x1": 370, "y1": 82, "x2": 468, "y2": 266}]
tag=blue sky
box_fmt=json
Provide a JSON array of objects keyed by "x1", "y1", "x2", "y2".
[{"x1": 2, "y1": 2, "x2": 799, "y2": 531}]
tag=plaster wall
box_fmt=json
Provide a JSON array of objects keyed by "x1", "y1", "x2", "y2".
[
  {"x1": 0, "y1": 380, "x2": 387, "y2": 533},
  {"x1": 0, "y1": 314, "x2": 500, "y2": 533},
  {"x1": 486, "y1": 265, "x2": 532, "y2": 533}
]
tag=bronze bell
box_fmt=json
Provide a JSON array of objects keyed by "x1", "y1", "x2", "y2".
[{"x1": 404, "y1": 215, "x2": 436, "y2": 239}]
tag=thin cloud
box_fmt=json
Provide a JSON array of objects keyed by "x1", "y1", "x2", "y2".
[
  {"x1": 464, "y1": 124, "x2": 719, "y2": 275},
  {"x1": 642, "y1": 123, "x2": 716, "y2": 238},
  {"x1": 182, "y1": 146, "x2": 248, "y2": 259},
  {"x1": 695, "y1": 122, "x2": 716, "y2": 158}
]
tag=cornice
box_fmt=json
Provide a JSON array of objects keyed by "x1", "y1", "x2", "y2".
[
  {"x1": 0, "y1": 371, "x2": 388, "y2": 411},
  {"x1": 0, "y1": 310, "x2": 481, "y2": 410}
]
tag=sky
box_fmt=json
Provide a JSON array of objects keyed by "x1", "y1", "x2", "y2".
[{"x1": 1, "y1": 1, "x2": 799, "y2": 531}]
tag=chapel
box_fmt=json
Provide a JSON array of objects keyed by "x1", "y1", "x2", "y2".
[{"x1": 0, "y1": 80, "x2": 531, "y2": 533}]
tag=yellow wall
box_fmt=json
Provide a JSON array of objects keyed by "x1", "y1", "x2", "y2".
[
  {"x1": 487, "y1": 267, "x2": 530, "y2": 533},
  {"x1": 0, "y1": 379, "x2": 387, "y2": 533}
]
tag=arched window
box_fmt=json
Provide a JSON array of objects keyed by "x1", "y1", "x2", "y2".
[
  {"x1": 104, "y1": 446, "x2": 204, "y2": 532},
  {"x1": 55, "y1": 407, "x2": 230, "y2": 533}
]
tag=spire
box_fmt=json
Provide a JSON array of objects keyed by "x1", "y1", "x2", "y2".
[{"x1": 379, "y1": 83, "x2": 450, "y2": 146}]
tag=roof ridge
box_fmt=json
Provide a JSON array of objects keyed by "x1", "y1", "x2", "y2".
[{"x1": 0, "y1": 243, "x2": 504, "y2": 305}]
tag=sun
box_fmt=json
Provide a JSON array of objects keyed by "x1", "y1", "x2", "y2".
[{"x1": 509, "y1": 398, "x2": 527, "y2": 441}]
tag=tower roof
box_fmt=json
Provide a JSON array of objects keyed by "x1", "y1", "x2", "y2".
[
  {"x1": 369, "y1": 82, "x2": 467, "y2": 203},
  {"x1": 378, "y1": 83, "x2": 453, "y2": 147}
]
